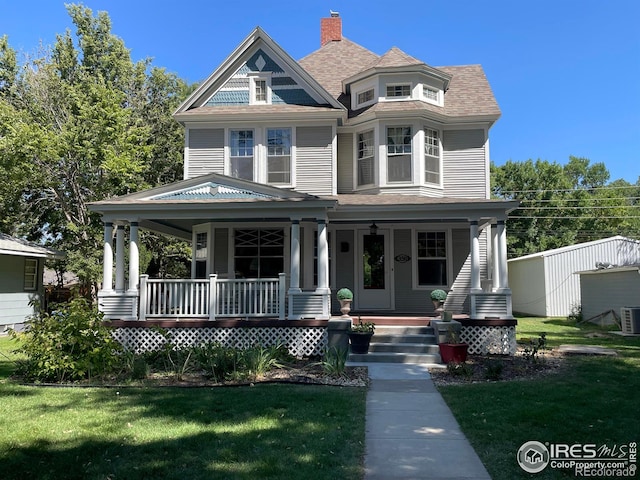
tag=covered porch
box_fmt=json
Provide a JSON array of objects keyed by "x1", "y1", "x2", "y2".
[{"x1": 90, "y1": 174, "x2": 519, "y2": 323}]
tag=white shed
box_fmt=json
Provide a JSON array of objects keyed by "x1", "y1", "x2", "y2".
[
  {"x1": 578, "y1": 265, "x2": 640, "y2": 323},
  {"x1": 508, "y1": 236, "x2": 640, "y2": 317}
]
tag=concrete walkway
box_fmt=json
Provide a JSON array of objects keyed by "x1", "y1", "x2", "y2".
[{"x1": 362, "y1": 363, "x2": 491, "y2": 479}]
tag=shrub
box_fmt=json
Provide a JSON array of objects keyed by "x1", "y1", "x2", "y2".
[
  {"x1": 430, "y1": 289, "x2": 447, "y2": 302},
  {"x1": 12, "y1": 298, "x2": 123, "y2": 382},
  {"x1": 336, "y1": 288, "x2": 353, "y2": 300}
]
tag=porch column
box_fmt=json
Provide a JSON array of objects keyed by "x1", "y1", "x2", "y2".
[
  {"x1": 102, "y1": 222, "x2": 114, "y2": 292},
  {"x1": 316, "y1": 219, "x2": 330, "y2": 293},
  {"x1": 128, "y1": 222, "x2": 139, "y2": 292},
  {"x1": 289, "y1": 219, "x2": 302, "y2": 293},
  {"x1": 497, "y1": 219, "x2": 509, "y2": 290},
  {"x1": 470, "y1": 220, "x2": 481, "y2": 292},
  {"x1": 115, "y1": 224, "x2": 126, "y2": 291},
  {"x1": 491, "y1": 222, "x2": 500, "y2": 291}
]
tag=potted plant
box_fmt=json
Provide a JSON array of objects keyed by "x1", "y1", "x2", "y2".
[
  {"x1": 348, "y1": 317, "x2": 375, "y2": 354},
  {"x1": 430, "y1": 289, "x2": 447, "y2": 318},
  {"x1": 336, "y1": 287, "x2": 353, "y2": 317},
  {"x1": 438, "y1": 325, "x2": 468, "y2": 364}
]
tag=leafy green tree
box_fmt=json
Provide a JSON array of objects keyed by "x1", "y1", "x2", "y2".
[
  {"x1": 492, "y1": 157, "x2": 640, "y2": 257},
  {"x1": 0, "y1": 4, "x2": 192, "y2": 291}
]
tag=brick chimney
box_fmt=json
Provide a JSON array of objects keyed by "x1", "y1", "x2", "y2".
[{"x1": 321, "y1": 11, "x2": 342, "y2": 46}]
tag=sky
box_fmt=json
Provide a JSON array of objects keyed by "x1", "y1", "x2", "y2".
[{"x1": 2, "y1": 0, "x2": 639, "y2": 183}]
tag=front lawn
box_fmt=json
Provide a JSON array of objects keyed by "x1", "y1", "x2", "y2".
[
  {"x1": 0, "y1": 336, "x2": 366, "y2": 480},
  {"x1": 438, "y1": 318, "x2": 640, "y2": 480}
]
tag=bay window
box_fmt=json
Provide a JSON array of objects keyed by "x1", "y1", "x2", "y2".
[
  {"x1": 357, "y1": 130, "x2": 374, "y2": 186},
  {"x1": 387, "y1": 126, "x2": 412, "y2": 182},
  {"x1": 424, "y1": 127, "x2": 440, "y2": 184}
]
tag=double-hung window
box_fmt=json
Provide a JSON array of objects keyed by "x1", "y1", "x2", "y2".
[
  {"x1": 387, "y1": 126, "x2": 412, "y2": 182},
  {"x1": 230, "y1": 130, "x2": 254, "y2": 181},
  {"x1": 417, "y1": 231, "x2": 447, "y2": 286},
  {"x1": 24, "y1": 258, "x2": 37, "y2": 291},
  {"x1": 266, "y1": 128, "x2": 291, "y2": 185},
  {"x1": 357, "y1": 130, "x2": 374, "y2": 186},
  {"x1": 424, "y1": 127, "x2": 440, "y2": 184}
]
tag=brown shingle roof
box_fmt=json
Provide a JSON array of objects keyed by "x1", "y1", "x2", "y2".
[{"x1": 299, "y1": 39, "x2": 500, "y2": 121}]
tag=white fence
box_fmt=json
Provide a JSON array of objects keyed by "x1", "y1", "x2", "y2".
[{"x1": 138, "y1": 274, "x2": 286, "y2": 320}]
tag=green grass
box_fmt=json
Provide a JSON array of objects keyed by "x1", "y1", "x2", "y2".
[
  {"x1": 439, "y1": 318, "x2": 640, "y2": 480},
  {"x1": 0, "y1": 336, "x2": 366, "y2": 480}
]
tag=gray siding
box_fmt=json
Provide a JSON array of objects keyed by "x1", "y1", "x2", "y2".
[
  {"x1": 580, "y1": 270, "x2": 640, "y2": 320},
  {"x1": 0, "y1": 255, "x2": 41, "y2": 327},
  {"x1": 187, "y1": 128, "x2": 224, "y2": 179},
  {"x1": 213, "y1": 228, "x2": 229, "y2": 276},
  {"x1": 296, "y1": 126, "x2": 333, "y2": 196},
  {"x1": 337, "y1": 132, "x2": 354, "y2": 193},
  {"x1": 448, "y1": 228, "x2": 472, "y2": 314},
  {"x1": 442, "y1": 129, "x2": 487, "y2": 198}
]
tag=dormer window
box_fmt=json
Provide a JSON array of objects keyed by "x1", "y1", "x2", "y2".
[{"x1": 386, "y1": 84, "x2": 411, "y2": 98}]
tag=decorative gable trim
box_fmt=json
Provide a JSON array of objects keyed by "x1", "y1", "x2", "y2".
[
  {"x1": 149, "y1": 182, "x2": 276, "y2": 201},
  {"x1": 174, "y1": 27, "x2": 346, "y2": 115}
]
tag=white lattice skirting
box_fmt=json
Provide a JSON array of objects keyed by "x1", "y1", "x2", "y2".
[
  {"x1": 460, "y1": 325, "x2": 516, "y2": 355},
  {"x1": 112, "y1": 327, "x2": 328, "y2": 357}
]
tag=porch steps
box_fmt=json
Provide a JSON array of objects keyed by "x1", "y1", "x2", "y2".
[{"x1": 348, "y1": 325, "x2": 442, "y2": 365}]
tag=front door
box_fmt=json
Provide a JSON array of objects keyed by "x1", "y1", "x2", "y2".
[{"x1": 356, "y1": 229, "x2": 392, "y2": 310}]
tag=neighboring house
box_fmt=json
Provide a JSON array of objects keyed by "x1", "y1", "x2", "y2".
[
  {"x1": 0, "y1": 233, "x2": 64, "y2": 332},
  {"x1": 89, "y1": 14, "x2": 519, "y2": 354},
  {"x1": 509, "y1": 236, "x2": 640, "y2": 317},
  {"x1": 578, "y1": 265, "x2": 640, "y2": 325}
]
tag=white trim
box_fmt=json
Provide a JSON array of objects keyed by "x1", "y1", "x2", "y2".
[
  {"x1": 384, "y1": 82, "x2": 413, "y2": 100},
  {"x1": 249, "y1": 73, "x2": 272, "y2": 105},
  {"x1": 23, "y1": 258, "x2": 38, "y2": 291}
]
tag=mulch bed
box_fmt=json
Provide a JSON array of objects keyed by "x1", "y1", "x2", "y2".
[{"x1": 429, "y1": 348, "x2": 568, "y2": 387}]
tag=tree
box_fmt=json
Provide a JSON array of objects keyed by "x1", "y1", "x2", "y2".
[
  {"x1": 0, "y1": 4, "x2": 191, "y2": 293},
  {"x1": 492, "y1": 157, "x2": 640, "y2": 257}
]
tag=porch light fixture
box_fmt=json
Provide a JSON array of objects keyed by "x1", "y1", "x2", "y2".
[{"x1": 369, "y1": 222, "x2": 378, "y2": 236}]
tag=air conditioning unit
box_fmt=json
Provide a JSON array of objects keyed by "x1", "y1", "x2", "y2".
[{"x1": 620, "y1": 307, "x2": 640, "y2": 334}]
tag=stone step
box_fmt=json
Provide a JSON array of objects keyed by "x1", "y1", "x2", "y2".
[
  {"x1": 348, "y1": 352, "x2": 442, "y2": 364},
  {"x1": 368, "y1": 342, "x2": 440, "y2": 354},
  {"x1": 372, "y1": 333, "x2": 437, "y2": 344},
  {"x1": 372, "y1": 326, "x2": 434, "y2": 335}
]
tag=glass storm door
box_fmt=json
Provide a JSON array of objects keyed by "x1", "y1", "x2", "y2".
[{"x1": 357, "y1": 230, "x2": 392, "y2": 310}]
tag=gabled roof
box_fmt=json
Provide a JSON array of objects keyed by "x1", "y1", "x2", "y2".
[
  {"x1": 0, "y1": 233, "x2": 64, "y2": 259},
  {"x1": 174, "y1": 27, "x2": 346, "y2": 118}
]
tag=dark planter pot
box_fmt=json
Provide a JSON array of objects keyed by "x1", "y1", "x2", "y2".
[
  {"x1": 439, "y1": 343, "x2": 468, "y2": 364},
  {"x1": 348, "y1": 332, "x2": 373, "y2": 354}
]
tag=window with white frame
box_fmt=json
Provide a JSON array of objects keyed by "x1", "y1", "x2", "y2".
[
  {"x1": 387, "y1": 126, "x2": 412, "y2": 182},
  {"x1": 416, "y1": 231, "x2": 447, "y2": 286},
  {"x1": 266, "y1": 128, "x2": 291, "y2": 184},
  {"x1": 194, "y1": 232, "x2": 208, "y2": 279},
  {"x1": 357, "y1": 130, "x2": 375, "y2": 186},
  {"x1": 357, "y1": 88, "x2": 374, "y2": 106},
  {"x1": 234, "y1": 229, "x2": 284, "y2": 278},
  {"x1": 424, "y1": 127, "x2": 440, "y2": 184},
  {"x1": 250, "y1": 77, "x2": 269, "y2": 104},
  {"x1": 386, "y1": 84, "x2": 411, "y2": 98},
  {"x1": 423, "y1": 85, "x2": 439, "y2": 102},
  {"x1": 24, "y1": 258, "x2": 37, "y2": 291},
  {"x1": 230, "y1": 130, "x2": 254, "y2": 180}
]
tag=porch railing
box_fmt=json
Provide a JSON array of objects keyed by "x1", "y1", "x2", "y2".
[{"x1": 139, "y1": 274, "x2": 287, "y2": 320}]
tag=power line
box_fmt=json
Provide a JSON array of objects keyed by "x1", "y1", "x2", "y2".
[
  {"x1": 495, "y1": 185, "x2": 640, "y2": 194},
  {"x1": 508, "y1": 216, "x2": 640, "y2": 219}
]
